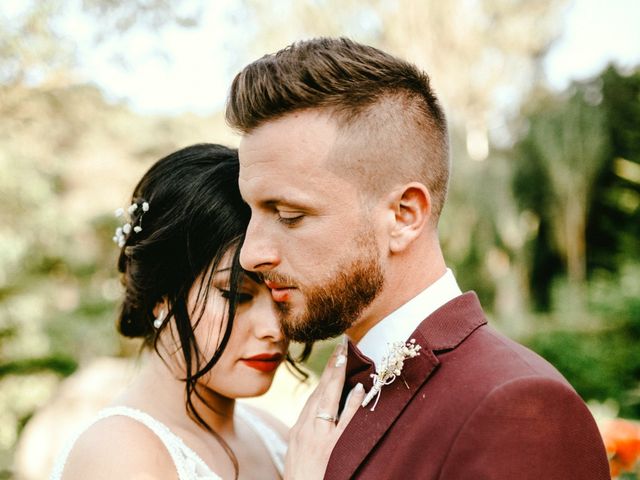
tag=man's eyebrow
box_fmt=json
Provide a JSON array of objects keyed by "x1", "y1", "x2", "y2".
[
  {"x1": 260, "y1": 197, "x2": 315, "y2": 211},
  {"x1": 263, "y1": 197, "x2": 299, "y2": 207}
]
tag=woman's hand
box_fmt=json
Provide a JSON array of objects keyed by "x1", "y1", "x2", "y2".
[{"x1": 284, "y1": 342, "x2": 365, "y2": 480}]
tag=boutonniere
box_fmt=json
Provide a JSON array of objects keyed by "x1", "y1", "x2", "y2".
[{"x1": 362, "y1": 339, "x2": 422, "y2": 411}]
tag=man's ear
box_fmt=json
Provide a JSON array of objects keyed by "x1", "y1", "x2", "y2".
[{"x1": 388, "y1": 183, "x2": 431, "y2": 253}]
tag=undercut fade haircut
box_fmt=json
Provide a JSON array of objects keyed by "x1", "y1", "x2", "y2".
[{"x1": 226, "y1": 37, "x2": 451, "y2": 219}]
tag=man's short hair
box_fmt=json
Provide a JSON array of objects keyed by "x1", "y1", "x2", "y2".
[{"x1": 226, "y1": 37, "x2": 450, "y2": 220}]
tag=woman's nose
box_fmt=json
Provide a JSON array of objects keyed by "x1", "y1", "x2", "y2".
[{"x1": 252, "y1": 290, "x2": 284, "y2": 342}]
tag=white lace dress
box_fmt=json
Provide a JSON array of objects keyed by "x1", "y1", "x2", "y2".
[{"x1": 50, "y1": 404, "x2": 286, "y2": 480}]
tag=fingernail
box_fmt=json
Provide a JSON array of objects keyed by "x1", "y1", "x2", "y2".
[
  {"x1": 354, "y1": 382, "x2": 363, "y2": 393},
  {"x1": 335, "y1": 354, "x2": 347, "y2": 367}
]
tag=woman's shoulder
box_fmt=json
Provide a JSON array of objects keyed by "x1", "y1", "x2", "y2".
[{"x1": 58, "y1": 410, "x2": 177, "y2": 480}]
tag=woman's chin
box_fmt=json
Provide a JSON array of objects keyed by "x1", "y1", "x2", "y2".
[{"x1": 232, "y1": 379, "x2": 276, "y2": 399}]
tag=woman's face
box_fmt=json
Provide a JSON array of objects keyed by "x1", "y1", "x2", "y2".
[{"x1": 164, "y1": 254, "x2": 288, "y2": 399}]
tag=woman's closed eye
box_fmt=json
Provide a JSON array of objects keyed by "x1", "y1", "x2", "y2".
[{"x1": 218, "y1": 289, "x2": 254, "y2": 303}]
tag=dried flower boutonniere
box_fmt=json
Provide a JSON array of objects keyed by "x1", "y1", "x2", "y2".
[{"x1": 362, "y1": 339, "x2": 422, "y2": 411}]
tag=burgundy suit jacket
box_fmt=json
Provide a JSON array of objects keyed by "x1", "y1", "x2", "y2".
[{"x1": 325, "y1": 292, "x2": 609, "y2": 479}]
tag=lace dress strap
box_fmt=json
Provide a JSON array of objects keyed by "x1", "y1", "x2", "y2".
[
  {"x1": 236, "y1": 403, "x2": 287, "y2": 476},
  {"x1": 50, "y1": 406, "x2": 221, "y2": 480}
]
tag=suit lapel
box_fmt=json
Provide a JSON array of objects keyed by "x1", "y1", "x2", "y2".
[
  {"x1": 328, "y1": 331, "x2": 440, "y2": 479},
  {"x1": 326, "y1": 292, "x2": 487, "y2": 479}
]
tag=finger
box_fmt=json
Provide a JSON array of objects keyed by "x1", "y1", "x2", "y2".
[
  {"x1": 318, "y1": 341, "x2": 346, "y2": 384},
  {"x1": 294, "y1": 382, "x2": 324, "y2": 428},
  {"x1": 336, "y1": 382, "x2": 365, "y2": 432},
  {"x1": 295, "y1": 342, "x2": 346, "y2": 424},
  {"x1": 315, "y1": 343, "x2": 349, "y2": 418},
  {"x1": 313, "y1": 341, "x2": 346, "y2": 405}
]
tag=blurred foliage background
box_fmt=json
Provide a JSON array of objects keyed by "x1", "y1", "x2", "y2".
[{"x1": 1, "y1": 0, "x2": 639, "y2": 477}]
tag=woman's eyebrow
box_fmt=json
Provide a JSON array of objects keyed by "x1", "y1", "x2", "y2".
[{"x1": 212, "y1": 268, "x2": 261, "y2": 284}]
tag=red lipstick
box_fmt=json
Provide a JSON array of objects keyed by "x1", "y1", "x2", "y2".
[{"x1": 241, "y1": 353, "x2": 283, "y2": 373}]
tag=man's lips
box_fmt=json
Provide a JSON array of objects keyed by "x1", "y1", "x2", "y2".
[
  {"x1": 264, "y1": 280, "x2": 295, "y2": 302},
  {"x1": 240, "y1": 353, "x2": 284, "y2": 373}
]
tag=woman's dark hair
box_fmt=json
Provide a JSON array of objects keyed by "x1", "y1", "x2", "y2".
[{"x1": 115, "y1": 143, "x2": 310, "y2": 478}]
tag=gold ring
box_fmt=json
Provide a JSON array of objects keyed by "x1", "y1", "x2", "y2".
[{"x1": 315, "y1": 411, "x2": 338, "y2": 423}]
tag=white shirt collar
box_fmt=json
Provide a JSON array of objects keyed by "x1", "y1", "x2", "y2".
[{"x1": 355, "y1": 268, "x2": 462, "y2": 368}]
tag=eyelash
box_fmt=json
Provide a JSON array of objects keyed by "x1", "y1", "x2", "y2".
[
  {"x1": 218, "y1": 290, "x2": 254, "y2": 303},
  {"x1": 276, "y1": 212, "x2": 304, "y2": 226}
]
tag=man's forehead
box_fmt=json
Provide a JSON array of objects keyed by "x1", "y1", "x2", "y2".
[{"x1": 240, "y1": 110, "x2": 339, "y2": 154}]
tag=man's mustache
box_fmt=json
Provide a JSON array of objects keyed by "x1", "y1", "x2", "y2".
[{"x1": 259, "y1": 271, "x2": 299, "y2": 287}]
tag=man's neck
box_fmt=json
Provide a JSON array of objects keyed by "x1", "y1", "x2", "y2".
[
  {"x1": 346, "y1": 256, "x2": 447, "y2": 344},
  {"x1": 354, "y1": 268, "x2": 462, "y2": 366}
]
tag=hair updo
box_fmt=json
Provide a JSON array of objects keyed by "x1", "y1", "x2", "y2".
[{"x1": 116, "y1": 143, "x2": 248, "y2": 344}]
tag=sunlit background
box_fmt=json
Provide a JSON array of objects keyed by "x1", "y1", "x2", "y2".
[{"x1": 1, "y1": 0, "x2": 639, "y2": 478}]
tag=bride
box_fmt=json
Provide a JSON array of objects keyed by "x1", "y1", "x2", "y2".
[{"x1": 51, "y1": 144, "x2": 364, "y2": 480}]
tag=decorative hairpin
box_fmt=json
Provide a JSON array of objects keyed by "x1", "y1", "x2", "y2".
[{"x1": 112, "y1": 201, "x2": 149, "y2": 247}]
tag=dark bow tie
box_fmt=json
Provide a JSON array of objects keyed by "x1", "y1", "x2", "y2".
[{"x1": 340, "y1": 340, "x2": 376, "y2": 410}]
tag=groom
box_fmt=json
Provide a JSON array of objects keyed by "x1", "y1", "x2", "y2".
[{"x1": 226, "y1": 38, "x2": 609, "y2": 479}]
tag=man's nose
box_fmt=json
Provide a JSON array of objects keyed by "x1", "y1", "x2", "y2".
[{"x1": 240, "y1": 218, "x2": 280, "y2": 272}]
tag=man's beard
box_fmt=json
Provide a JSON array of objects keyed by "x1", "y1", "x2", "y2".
[{"x1": 267, "y1": 234, "x2": 385, "y2": 342}]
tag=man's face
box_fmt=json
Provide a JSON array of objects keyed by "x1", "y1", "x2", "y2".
[{"x1": 238, "y1": 111, "x2": 385, "y2": 342}]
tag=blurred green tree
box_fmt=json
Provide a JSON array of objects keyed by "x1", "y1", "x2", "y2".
[
  {"x1": 514, "y1": 66, "x2": 640, "y2": 310},
  {"x1": 587, "y1": 66, "x2": 640, "y2": 274},
  {"x1": 515, "y1": 66, "x2": 640, "y2": 418}
]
